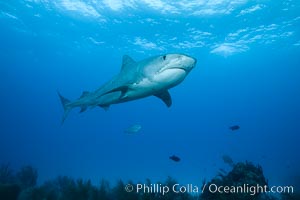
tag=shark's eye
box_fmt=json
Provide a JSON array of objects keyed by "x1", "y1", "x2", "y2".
[{"x1": 163, "y1": 55, "x2": 166, "y2": 60}]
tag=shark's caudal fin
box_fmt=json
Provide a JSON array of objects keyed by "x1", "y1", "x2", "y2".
[{"x1": 57, "y1": 91, "x2": 72, "y2": 124}]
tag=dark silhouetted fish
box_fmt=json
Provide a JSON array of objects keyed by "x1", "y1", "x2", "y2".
[
  {"x1": 169, "y1": 155, "x2": 181, "y2": 162},
  {"x1": 222, "y1": 155, "x2": 234, "y2": 167},
  {"x1": 229, "y1": 125, "x2": 240, "y2": 131}
]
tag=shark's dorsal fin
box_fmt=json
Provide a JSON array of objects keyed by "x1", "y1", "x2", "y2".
[
  {"x1": 154, "y1": 90, "x2": 172, "y2": 107},
  {"x1": 121, "y1": 55, "x2": 136, "y2": 71}
]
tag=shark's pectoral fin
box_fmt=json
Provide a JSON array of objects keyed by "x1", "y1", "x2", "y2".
[
  {"x1": 103, "y1": 86, "x2": 129, "y2": 99},
  {"x1": 99, "y1": 105, "x2": 110, "y2": 111},
  {"x1": 118, "y1": 86, "x2": 129, "y2": 99},
  {"x1": 154, "y1": 90, "x2": 172, "y2": 107}
]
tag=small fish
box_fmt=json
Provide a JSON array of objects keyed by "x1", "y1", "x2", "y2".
[
  {"x1": 169, "y1": 155, "x2": 181, "y2": 162},
  {"x1": 124, "y1": 124, "x2": 142, "y2": 134},
  {"x1": 229, "y1": 125, "x2": 240, "y2": 131}
]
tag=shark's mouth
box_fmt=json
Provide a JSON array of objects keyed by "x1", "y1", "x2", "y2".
[
  {"x1": 164, "y1": 66, "x2": 190, "y2": 73},
  {"x1": 175, "y1": 67, "x2": 189, "y2": 72},
  {"x1": 153, "y1": 67, "x2": 187, "y2": 84}
]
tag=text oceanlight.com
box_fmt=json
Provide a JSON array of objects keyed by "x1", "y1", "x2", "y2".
[{"x1": 124, "y1": 183, "x2": 294, "y2": 196}]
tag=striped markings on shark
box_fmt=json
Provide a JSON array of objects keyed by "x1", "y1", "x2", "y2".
[{"x1": 58, "y1": 54, "x2": 197, "y2": 123}]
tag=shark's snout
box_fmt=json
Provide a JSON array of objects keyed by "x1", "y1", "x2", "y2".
[
  {"x1": 193, "y1": 57, "x2": 197, "y2": 65},
  {"x1": 179, "y1": 54, "x2": 197, "y2": 72}
]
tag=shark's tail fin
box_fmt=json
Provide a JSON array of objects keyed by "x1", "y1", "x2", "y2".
[{"x1": 57, "y1": 91, "x2": 72, "y2": 124}]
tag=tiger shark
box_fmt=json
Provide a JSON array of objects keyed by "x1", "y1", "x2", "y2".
[{"x1": 58, "y1": 53, "x2": 196, "y2": 123}]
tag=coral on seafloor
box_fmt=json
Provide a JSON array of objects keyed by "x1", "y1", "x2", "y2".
[
  {"x1": 0, "y1": 164, "x2": 38, "y2": 200},
  {"x1": 201, "y1": 161, "x2": 268, "y2": 200},
  {"x1": 0, "y1": 162, "x2": 298, "y2": 200},
  {"x1": 16, "y1": 166, "x2": 38, "y2": 190}
]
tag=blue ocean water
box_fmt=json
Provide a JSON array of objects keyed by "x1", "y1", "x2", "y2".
[{"x1": 0, "y1": 0, "x2": 299, "y2": 191}]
